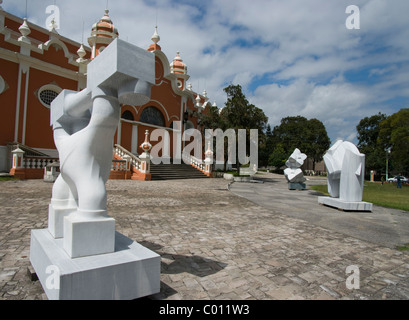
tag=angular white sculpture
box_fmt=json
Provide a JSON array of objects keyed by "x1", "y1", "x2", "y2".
[
  {"x1": 284, "y1": 148, "x2": 307, "y2": 190},
  {"x1": 50, "y1": 38, "x2": 154, "y2": 258},
  {"x1": 30, "y1": 38, "x2": 161, "y2": 300},
  {"x1": 318, "y1": 140, "x2": 373, "y2": 211}
]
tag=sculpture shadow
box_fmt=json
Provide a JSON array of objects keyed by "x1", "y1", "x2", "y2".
[
  {"x1": 308, "y1": 190, "x2": 327, "y2": 197},
  {"x1": 253, "y1": 177, "x2": 280, "y2": 184},
  {"x1": 114, "y1": 231, "x2": 135, "y2": 252},
  {"x1": 138, "y1": 240, "x2": 228, "y2": 300},
  {"x1": 139, "y1": 240, "x2": 227, "y2": 277}
]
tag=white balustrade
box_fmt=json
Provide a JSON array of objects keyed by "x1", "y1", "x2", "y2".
[
  {"x1": 111, "y1": 159, "x2": 127, "y2": 171},
  {"x1": 113, "y1": 145, "x2": 141, "y2": 171},
  {"x1": 21, "y1": 157, "x2": 59, "y2": 169},
  {"x1": 182, "y1": 152, "x2": 207, "y2": 174}
]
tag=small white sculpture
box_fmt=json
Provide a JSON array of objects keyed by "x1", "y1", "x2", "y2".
[
  {"x1": 49, "y1": 38, "x2": 155, "y2": 257},
  {"x1": 284, "y1": 148, "x2": 307, "y2": 190},
  {"x1": 319, "y1": 140, "x2": 372, "y2": 211}
]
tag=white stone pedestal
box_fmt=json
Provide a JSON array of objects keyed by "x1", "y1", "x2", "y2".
[
  {"x1": 48, "y1": 204, "x2": 76, "y2": 239},
  {"x1": 30, "y1": 229, "x2": 161, "y2": 300},
  {"x1": 318, "y1": 196, "x2": 373, "y2": 212},
  {"x1": 63, "y1": 213, "x2": 116, "y2": 258},
  {"x1": 288, "y1": 182, "x2": 306, "y2": 190}
]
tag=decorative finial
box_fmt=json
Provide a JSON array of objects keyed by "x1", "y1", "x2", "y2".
[
  {"x1": 205, "y1": 141, "x2": 213, "y2": 160},
  {"x1": 49, "y1": 17, "x2": 59, "y2": 33},
  {"x1": 100, "y1": 9, "x2": 111, "y2": 22},
  {"x1": 77, "y1": 44, "x2": 86, "y2": 59},
  {"x1": 195, "y1": 94, "x2": 201, "y2": 108},
  {"x1": 140, "y1": 130, "x2": 152, "y2": 153},
  {"x1": 19, "y1": 18, "x2": 31, "y2": 38},
  {"x1": 151, "y1": 25, "x2": 160, "y2": 44}
]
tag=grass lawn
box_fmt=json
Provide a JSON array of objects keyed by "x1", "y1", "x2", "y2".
[
  {"x1": 310, "y1": 182, "x2": 409, "y2": 211},
  {"x1": 0, "y1": 176, "x2": 17, "y2": 181}
]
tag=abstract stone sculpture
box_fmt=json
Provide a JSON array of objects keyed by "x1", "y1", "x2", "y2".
[
  {"x1": 30, "y1": 38, "x2": 161, "y2": 299},
  {"x1": 49, "y1": 38, "x2": 154, "y2": 258},
  {"x1": 284, "y1": 148, "x2": 307, "y2": 190},
  {"x1": 318, "y1": 140, "x2": 373, "y2": 211}
]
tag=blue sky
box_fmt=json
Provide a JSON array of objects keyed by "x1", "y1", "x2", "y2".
[{"x1": 3, "y1": 0, "x2": 409, "y2": 143}]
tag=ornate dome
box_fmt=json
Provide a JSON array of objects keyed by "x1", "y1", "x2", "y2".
[
  {"x1": 170, "y1": 52, "x2": 187, "y2": 75},
  {"x1": 88, "y1": 9, "x2": 118, "y2": 59},
  {"x1": 91, "y1": 9, "x2": 119, "y2": 39}
]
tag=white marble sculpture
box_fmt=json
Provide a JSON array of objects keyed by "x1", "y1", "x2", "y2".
[
  {"x1": 30, "y1": 39, "x2": 161, "y2": 300},
  {"x1": 49, "y1": 38, "x2": 154, "y2": 258},
  {"x1": 318, "y1": 140, "x2": 372, "y2": 211},
  {"x1": 284, "y1": 148, "x2": 307, "y2": 190}
]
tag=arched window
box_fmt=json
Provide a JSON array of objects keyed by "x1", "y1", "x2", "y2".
[
  {"x1": 139, "y1": 106, "x2": 165, "y2": 127},
  {"x1": 121, "y1": 110, "x2": 134, "y2": 121}
]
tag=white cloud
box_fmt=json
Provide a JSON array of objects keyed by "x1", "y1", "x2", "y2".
[
  {"x1": 3, "y1": 0, "x2": 408, "y2": 143},
  {"x1": 250, "y1": 78, "x2": 374, "y2": 143}
]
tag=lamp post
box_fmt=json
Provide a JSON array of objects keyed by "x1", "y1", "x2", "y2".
[{"x1": 386, "y1": 147, "x2": 391, "y2": 181}]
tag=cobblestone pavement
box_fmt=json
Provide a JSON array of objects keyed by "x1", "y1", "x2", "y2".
[{"x1": 1, "y1": 173, "x2": 409, "y2": 300}]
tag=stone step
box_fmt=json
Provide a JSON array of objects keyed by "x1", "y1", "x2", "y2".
[{"x1": 150, "y1": 163, "x2": 208, "y2": 180}]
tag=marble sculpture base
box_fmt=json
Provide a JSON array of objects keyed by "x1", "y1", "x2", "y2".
[
  {"x1": 288, "y1": 182, "x2": 306, "y2": 190},
  {"x1": 30, "y1": 229, "x2": 160, "y2": 300},
  {"x1": 318, "y1": 196, "x2": 373, "y2": 212}
]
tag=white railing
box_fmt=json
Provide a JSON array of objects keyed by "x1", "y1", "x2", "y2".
[
  {"x1": 182, "y1": 152, "x2": 206, "y2": 173},
  {"x1": 113, "y1": 144, "x2": 141, "y2": 171},
  {"x1": 22, "y1": 157, "x2": 59, "y2": 169},
  {"x1": 111, "y1": 159, "x2": 127, "y2": 171}
]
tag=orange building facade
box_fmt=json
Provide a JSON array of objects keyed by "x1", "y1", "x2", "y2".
[{"x1": 0, "y1": 8, "x2": 214, "y2": 176}]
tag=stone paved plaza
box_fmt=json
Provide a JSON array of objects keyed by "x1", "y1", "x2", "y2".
[{"x1": 1, "y1": 173, "x2": 409, "y2": 300}]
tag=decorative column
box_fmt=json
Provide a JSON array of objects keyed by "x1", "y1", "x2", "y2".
[
  {"x1": 76, "y1": 44, "x2": 89, "y2": 89},
  {"x1": 123, "y1": 154, "x2": 132, "y2": 179},
  {"x1": 137, "y1": 130, "x2": 152, "y2": 180},
  {"x1": 204, "y1": 141, "x2": 213, "y2": 177},
  {"x1": 9, "y1": 147, "x2": 25, "y2": 179}
]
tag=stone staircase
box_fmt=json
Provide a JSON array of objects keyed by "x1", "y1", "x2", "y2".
[{"x1": 150, "y1": 162, "x2": 209, "y2": 180}]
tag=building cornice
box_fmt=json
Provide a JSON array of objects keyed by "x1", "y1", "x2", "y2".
[
  {"x1": 0, "y1": 10, "x2": 91, "y2": 52},
  {"x1": 0, "y1": 47, "x2": 85, "y2": 82}
]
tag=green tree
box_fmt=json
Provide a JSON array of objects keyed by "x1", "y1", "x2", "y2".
[
  {"x1": 304, "y1": 118, "x2": 331, "y2": 170},
  {"x1": 268, "y1": 143, "x2": 287, "y2": 170},
  {"x1": 378, "y1": 108, "x2": 409, "y2": 174},
  {"x1": 200, "y1": 103, "x2": 226, "y2": 131},
  {"x1": 200, "y1": 103, "x2": 228, "y2": 170},
  {"x1": 272, "y1": 116, "x2": 330, "y2": 171},
  {"x1": 356, "y1": 112, "x2": 387, "y2": 177},
  {"x1": 259, "y1": 124, "x2": 274, "y2": 167},
  {"x1": 272, "y1": 116, "x2": 309, "y2": 154},
  {"x1": 221, "y1": 84, "x2": 268, "y2": 169}
]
